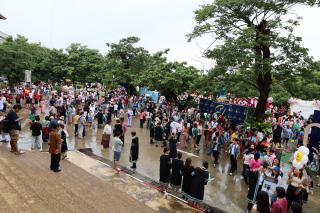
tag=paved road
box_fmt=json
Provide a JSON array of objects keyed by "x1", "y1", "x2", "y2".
[
  {"x1": 10, "y1": 107, "x2": 320, "y2": 212},
  {"x1": 0, "y1": 145, "x2": 154, "y2": 213}
]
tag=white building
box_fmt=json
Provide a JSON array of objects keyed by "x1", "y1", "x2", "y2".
[
  {"x1": 0, "y1": 31, "x2": 8, "y2": 43},
  {"x1": 0, "y1": 13, "x2": 8, "y2": 43}
]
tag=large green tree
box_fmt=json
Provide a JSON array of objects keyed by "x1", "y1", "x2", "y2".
[
  {"x1": 138, "y1": 50, "x2": 201, "y2": 101},
  {"x1": 106, "y1": 37, "x2": 149, "y2": 94},
  {"x1": 188, "y1": 0, "x2": 316, "y2": 121},
  {"x1": 65, "y1": 43, "x2": 104, "y2": 83},
  {"x1": 0, "y1": 35, "x2": 35, "y2": 83}
]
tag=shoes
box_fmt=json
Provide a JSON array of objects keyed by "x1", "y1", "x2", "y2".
[
  {"x1": 130, "y1": 166, "x2": 137, "y2": 169},
  {"x1": 229, "y1": 173, "x2": 233, "y2": 176},
  {"x1": 54, "y1": 169, "x2": 61, "y2": 173},
  {"x1": 240, "y1": 176, "x2": 244, "y2": 180},
  {"x1": 213, "y1": 164, "x2": 216, "y2": 168},
  {"x1": 15, "y1": 151, "x2": 25, "y2": 155}
]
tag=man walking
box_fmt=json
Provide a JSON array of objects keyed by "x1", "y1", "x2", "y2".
[
  {"x1": 6, "y1": 104, "x2": 24, "y2": 154},
  {"x1": 228, "y1": 138, "x2": 240, "y2": 176}
]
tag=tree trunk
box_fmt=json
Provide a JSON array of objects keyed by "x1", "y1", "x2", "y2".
[
  {"x1": 254, "y1": 20, "x2": 272, "y2": 122},
  {"x1": 255, "y1": 72, "x2": 271, "y2": 122}
]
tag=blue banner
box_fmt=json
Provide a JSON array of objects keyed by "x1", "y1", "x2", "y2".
[{"x1": 199, "y1": 98, "x2": 247, "y2": 124}]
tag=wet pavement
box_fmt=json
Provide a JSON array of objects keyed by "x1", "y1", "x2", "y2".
[
  {"x1": 67, "y1": 150, "x2": 200, "y2": 212},
  {"x1": 7, "y1": 108, "x2": 320, "y2": 213}
]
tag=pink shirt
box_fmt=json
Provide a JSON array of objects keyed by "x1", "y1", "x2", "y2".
[
  {"x1": 249, "y1": 159, "x2": 261, "y2": 171},
  {"x1": 272, "y1": 198, "x2": 288, "y2": 213}
]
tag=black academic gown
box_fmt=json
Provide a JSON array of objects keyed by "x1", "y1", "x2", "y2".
[
  {"x1": 190, "y1": 167, "x2": 209, "y2": 200},
  {"x1": 170, "y1": 159, "x2": 184, "y2": 186},
  {"x1": 169, "y1": 138, "x2": 177, "y2": 158},
  {"x1": 60, "y1": 130, "x2": 68, "y2": 153},
  {"x1": 154, "y1": 125, "x2": 163, "y2": 141},
  {"x1": 130, "y1": 137, "x2": 139, "y2": 162},
  {"x1": 159, "y1": 154, "x2": 171, "y2": 183},
  {"x1": 273, "y1": 126, "x2": 283, "y2": 143},
  {"x1": 113, "y1": 123, "x2": 123, "y2": 136},
  {"x1": 182, "y1": 166, "x2": 194, "y2": 195}
]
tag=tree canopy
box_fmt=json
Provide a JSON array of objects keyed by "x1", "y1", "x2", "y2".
[
  {"x1": 188, "y1": 0, "x2": 318, "y2": 121},
  {"x1": 1, "y1": 4, "x2": 320, "y2": 110}
]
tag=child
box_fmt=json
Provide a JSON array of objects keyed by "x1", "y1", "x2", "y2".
[
  {"x1": 30, "y1": 116, "x2": 43, "y2": 151},
  {"x1": 60, "y1": 124, "x2": 68, "y2": 160},
  {"x1": 112, "y1": 132, "x2": 123, "y2": 172}
]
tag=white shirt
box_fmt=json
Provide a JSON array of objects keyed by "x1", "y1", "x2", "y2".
[
  {"x1": 0, "y1": 99, "x2": 3, "y2": 110},
  {"x1": 170, "y1": 121, "x2": 178, "y2": 134},
  {"x1": 103, "y1": 124, "x2": 112, "y2": 135},
  {"x1": 257, "y1": 131, "x2": 264, "y2": 142},
  {"x1": 198, "y1": 125, "x2": 203, "y2": 135},
  {"x1": 114, "y1": 104, "x2": 118, "y2": 111}
]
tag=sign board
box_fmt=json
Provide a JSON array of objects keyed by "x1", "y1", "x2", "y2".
[
  {"x1": 199, "y1": 98, "x2": 247, "y2": 125},
  {"x1": 25, "y1": 70, "x2": 31, "y2": 82},
  {"x1": 261, "y1": 176, "x2": 278, "y2": 204}
]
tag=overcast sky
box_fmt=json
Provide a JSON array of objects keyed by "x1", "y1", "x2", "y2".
[{"x1": 1, "y1": 0, "x2": 320, "y2": 70}]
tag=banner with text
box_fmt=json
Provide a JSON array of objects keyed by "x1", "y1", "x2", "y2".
[{"x1": 199, "y1": 98, "x2": 247, "y2": 124}]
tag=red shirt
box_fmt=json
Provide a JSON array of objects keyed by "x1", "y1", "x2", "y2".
[
  {"x1": 272, "y1": 198, "x2": 288, "y2": 213},
  {"x1": 249, "y1": 159, "x2": 261, "y2": 171}
]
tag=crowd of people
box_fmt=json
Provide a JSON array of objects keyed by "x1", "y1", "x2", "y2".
[{"x1": 0, "y1": 81, "x2": 320, "y2": 212}]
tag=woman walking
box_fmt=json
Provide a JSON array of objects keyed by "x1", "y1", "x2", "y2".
[{"x1": 179, "y1": 123, "x2": 188, "y2": 148}]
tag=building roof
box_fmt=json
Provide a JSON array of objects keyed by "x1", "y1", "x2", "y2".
[{"x1": 0, "y1": 14, "x2": 6, "y2": 20}]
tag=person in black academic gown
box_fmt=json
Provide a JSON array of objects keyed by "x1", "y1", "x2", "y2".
[
  {"x1": 169, "y1": 133, "x2": 177, "y2": 159},
  {"x1": 273, "y1": 124, "x2": 283, "y2": 146},
  {"x1": 154, "y1": 122, "x2": 164, "y2": 147},
  {"x1": 182, "y1": 158, "x2": 194, "y2": 197},
  {"x1": 159, "y1": 147, "x2": 171, "y2": 188},
  {"x1": 190, "y1": 161, "x2": 209, "y2": 201},
  {"x1": 129, "y1": 131, "x2": 139, "y2": 169},
  {"x1": 170, "y1": 152, "x2": 184, "y2": 192}
]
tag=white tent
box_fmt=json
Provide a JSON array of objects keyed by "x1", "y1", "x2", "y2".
[{"x1": 289, "y1": 98, "x2": 320, "y2": 119}]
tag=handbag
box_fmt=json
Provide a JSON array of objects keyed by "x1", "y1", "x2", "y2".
[{"x1": 294, "y1": 187, "x2": 302, "y2": 196}]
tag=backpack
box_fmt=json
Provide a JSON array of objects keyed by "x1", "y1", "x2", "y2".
[{"x1": 2, "y1": 114, "x2": 15, "y2": 133}]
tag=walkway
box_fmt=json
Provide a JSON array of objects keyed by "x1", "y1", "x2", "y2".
[{"x1": 0, "y1": 145, "x2": 154, "y2": 213}]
